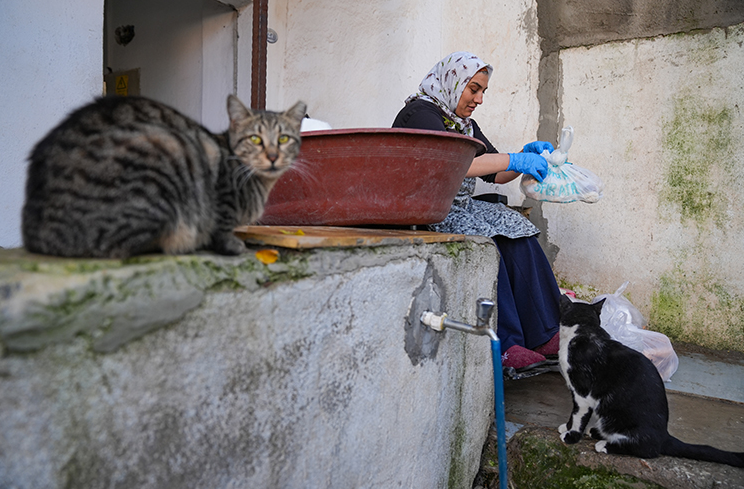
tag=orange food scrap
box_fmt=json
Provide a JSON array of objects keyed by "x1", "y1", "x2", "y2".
[
  {"x1": 279, "y1": 229, "x2": 305, "y2": 236},
  {"x1": 255, "y1": 249, "x2": 279, "y2": 264}
]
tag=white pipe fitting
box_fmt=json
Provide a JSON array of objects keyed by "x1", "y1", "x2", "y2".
[{"x1": 420, "y1": 311, "x2": 447, "y2": 332}]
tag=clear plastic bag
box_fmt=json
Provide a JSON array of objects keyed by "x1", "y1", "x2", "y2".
[
  {"x1": 520, "y1": 126, "x2": 604, "y2": 204},
  {"x1": 592, "y1": 282, "x2": 679, "y2": 382}
]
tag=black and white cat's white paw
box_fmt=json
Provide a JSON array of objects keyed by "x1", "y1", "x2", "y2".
[
  {"x1": 595, "y1": 440, "x2": 608, "y2": 453},
  {"x1": 560, "y1": 430, "x2": 583, "y2": 444}
]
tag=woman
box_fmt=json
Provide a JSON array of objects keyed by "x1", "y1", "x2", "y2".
[{"x1": 393, "y1": 52, "x2": 560, "y2": 371}]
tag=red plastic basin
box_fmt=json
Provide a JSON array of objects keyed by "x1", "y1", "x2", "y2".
[{"x1": 259, "y1": 128, "x2": 485, "y2": 226}]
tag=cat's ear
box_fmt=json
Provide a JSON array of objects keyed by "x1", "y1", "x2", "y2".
[
  {"x1": 227, "y1": 95, "x2": 254, "y2": 123},
  {"x1": 592, "y1": 298, "x2": 606, "y2": 318},
  {"x1": 284, "y1": 101, "x2": 307, "y2": 124},
  {"x1": 559, "y1": 294, "x2": 574, "y2": 315}
]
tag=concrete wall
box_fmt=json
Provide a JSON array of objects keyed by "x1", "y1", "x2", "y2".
[
  {"x1": 550, "y1": 24, "x2": 744, "y2": 350},
  {"x1": 0, "y1": 0, "x2": 103, "y2": 249},
  {"x1": 0, "y1": 239, "x2": 497, "y2": 489},
  {"x1": 529, "y1": 1, "x2": 744, "y2": 351},
  {"x1": 266, "y1": 0, "x2": 541, "y2": 150}
]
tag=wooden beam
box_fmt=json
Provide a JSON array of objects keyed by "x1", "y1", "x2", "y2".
[{"x1": 251, "y1": 0, "x2": 269, "y2": 110}]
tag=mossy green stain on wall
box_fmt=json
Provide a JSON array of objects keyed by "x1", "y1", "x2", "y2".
[
  {"x1": 179, "y1": 252, "x2": 312, "y2": 289},
  {"x1": 447, "y1": 418, "x2": 467, "y2": 489},
  {"x1": 650, "y1": 272, "x2": 686, "y2": 340},
  {"x1": 650, "y1": 265, "x2": 744, "y2": 351},
  {"x1": 444, "y1": 241, "x2": 470, "y2": 259},
  {"x1": 556, "y1": 277, "x2": 600, "y2": 303},
  {"x1": 660, "y1": 95, "x2": 733, "y2": 229},
  {"x1": 674, "y1": 27, "x2": 731, "y2": 67},
  {"x1": 652, "y1": 92, "x2": 744, "y2": 351},
  {"x1": 447, "y1": 337, "x2": 469, "y2": 489}
]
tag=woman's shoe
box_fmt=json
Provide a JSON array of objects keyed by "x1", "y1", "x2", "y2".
[
  {"x1": 501, "y1": 345, "x2": 546, "y2": 370},
  {"x1": 533, "y1": 332, "x2": 560, "y2": 356}
]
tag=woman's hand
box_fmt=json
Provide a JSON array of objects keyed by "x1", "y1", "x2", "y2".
[
  {"x1": 507, "y1": 153, "x2": 549, "y2": 182},
  {"x1": 522, "y1": 141, "x2": 554, "y2": 154}
]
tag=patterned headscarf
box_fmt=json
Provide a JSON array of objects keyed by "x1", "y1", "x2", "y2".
[{"x1": 405, "y1": 51, "x2": 493, "y2": 136}]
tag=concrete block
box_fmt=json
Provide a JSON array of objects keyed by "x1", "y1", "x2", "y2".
[{"x1": 0, "y1": 238, "x2": 499, "y2": 489}]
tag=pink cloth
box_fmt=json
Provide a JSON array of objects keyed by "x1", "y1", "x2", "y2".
[
  {"x1": 501, "y1": 345, "x2": 546, "y2": 370},
  {"x1": 533, "y1": 332, "x2": 559, "y2": 356}
]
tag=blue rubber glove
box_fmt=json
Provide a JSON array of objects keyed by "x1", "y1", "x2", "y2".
[
  {"x1": 522, "y1": 141, "x2": 554, "y2": 154},
  {"x1": 507, "y1": 153, "x2": 549, "y2": 182}
]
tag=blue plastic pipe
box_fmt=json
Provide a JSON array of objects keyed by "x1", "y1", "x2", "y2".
[{"x1": 490, "y1": 338, "x2": 508, "y2": 489}]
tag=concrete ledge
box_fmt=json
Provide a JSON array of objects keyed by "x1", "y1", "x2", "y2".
[
  {"x1": 0, "y1": 238, "x2": 498, "y2": 489},
  {"x1": 0, "y1": 249, "x2": 309, "y2": 353},
  {"x1": 495, "y1": 426, "x2": 744, "y2": 489}
]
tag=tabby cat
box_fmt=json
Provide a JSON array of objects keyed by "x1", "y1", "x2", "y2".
[
  {"x1": 558, "y1": 295, "x2": 744, "y2": 467},
  {"x1": 22, "y1": 95, "x2": 305, "y2": 258}
]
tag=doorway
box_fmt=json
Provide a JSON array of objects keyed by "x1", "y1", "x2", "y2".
[{"x1": 103, "y1": 0, "x2": 236, "y2": 131}]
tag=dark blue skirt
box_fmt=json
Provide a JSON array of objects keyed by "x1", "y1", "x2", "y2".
[{"x1": 493, "y1": 235, "x2": 560, "y2": 353}]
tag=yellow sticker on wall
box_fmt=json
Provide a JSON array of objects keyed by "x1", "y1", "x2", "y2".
[{"x1": 115, "y1": 75, "x2": 128, "y2": 96}]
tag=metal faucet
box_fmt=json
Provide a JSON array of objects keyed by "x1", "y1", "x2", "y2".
[
  {"x1": 475, "y1": 298, "x2": 495, "y2": 329},
  {"x1": 420, "y1": 297, "x2": 497, "y2": 341}
]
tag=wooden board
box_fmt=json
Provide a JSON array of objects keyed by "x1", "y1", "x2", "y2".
[{"x1": 234, "y1": 225, "x2": 466, "y2": 249}]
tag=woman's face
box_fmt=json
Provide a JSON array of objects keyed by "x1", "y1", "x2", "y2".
[{"x1": 455, "y1": 71, "x2": 489, "y2": 118}]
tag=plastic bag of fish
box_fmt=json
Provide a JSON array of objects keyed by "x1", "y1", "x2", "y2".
[{"x1": 520, "y1": 126, "x2": 604, "y2": 204}]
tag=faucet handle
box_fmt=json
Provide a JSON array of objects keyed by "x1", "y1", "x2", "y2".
[{"x1": 476, "y1": 297, "x2": 495, "y2": 327}]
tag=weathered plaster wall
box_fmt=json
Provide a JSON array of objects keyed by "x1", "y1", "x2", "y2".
[
  {"x1": 548, "y1": 24, "x2": 744, "y2": 350},
  {"x1": 520, "y1": 1, "x2": 744, "y2": 350},
  {"x1": 0, "y1": 240, "x2": 497, "y2": 489},
  {"x1": 0, "y1": 0, "x2": 103, "y2": 250},
  {"x1": 266, "y1": 0, "x2": 542, "y2": 150},
  {"x1": 446, "y1": 0, "x2": 543, "y2": 156},
  {"x1": 537, "y1": 0, "x2": 744, "y2": 51}
]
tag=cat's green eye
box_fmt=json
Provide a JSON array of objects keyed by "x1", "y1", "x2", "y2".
[
  {"x1": 278, "y1": 135, "x2": 289, "y2": 144},
  {"x1": 250, "y1": 135, "x2": 262, "y2": 145}
]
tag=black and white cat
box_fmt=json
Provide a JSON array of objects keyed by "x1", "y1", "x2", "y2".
[{"x1": 557, "y1": 295, "x2": 744, "y2": 467}]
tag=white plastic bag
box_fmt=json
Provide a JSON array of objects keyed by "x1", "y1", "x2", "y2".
[
  {"x1": 592, "y1": 281, "x2": 679, "y2": 382},
  {"x1": 520, "y1": 126, "x2": 604, "y2": 204},
  {"x1": 301, "y1": 117, "x2": 332, "y2": 132}
]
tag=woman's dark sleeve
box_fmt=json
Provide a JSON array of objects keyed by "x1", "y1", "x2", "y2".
[
  {"x1": 471, "y1": 120, "x2": 500, "y2": 183},
  {"x1": 392, "y1": 100, "x2": 448, "y2": 131}
]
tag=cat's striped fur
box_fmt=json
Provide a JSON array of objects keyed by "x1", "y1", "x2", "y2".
[{"x1": 22, "y1": 95, "x2": 305, "y2": 258}]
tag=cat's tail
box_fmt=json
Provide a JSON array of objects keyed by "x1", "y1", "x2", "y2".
[{"x1": 661, "y1": 435, "x2": 744, "y2": 467}]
